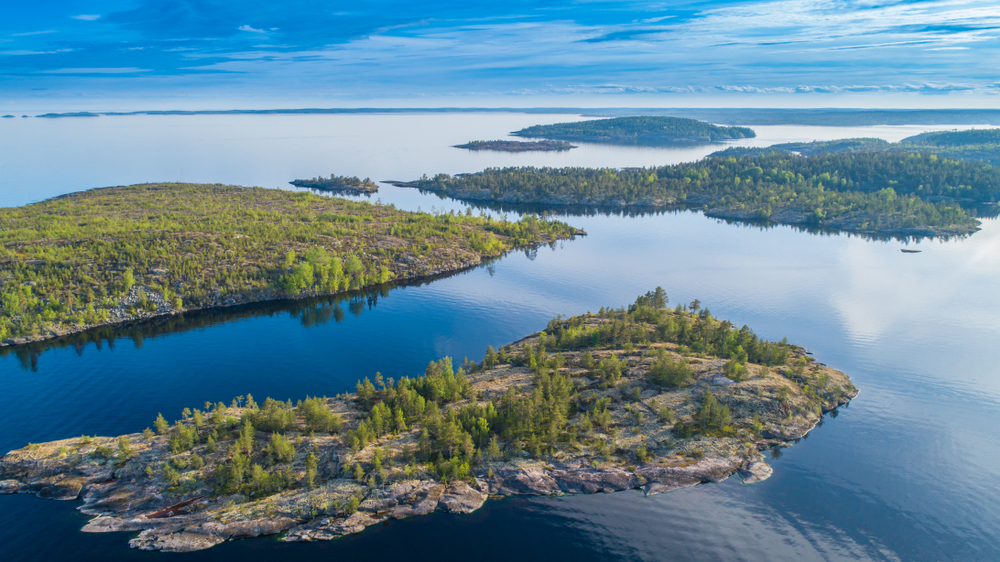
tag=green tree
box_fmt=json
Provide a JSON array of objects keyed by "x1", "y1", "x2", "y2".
[{"x1": 154, "y1": 413, "x2": 169, "y2": 435}]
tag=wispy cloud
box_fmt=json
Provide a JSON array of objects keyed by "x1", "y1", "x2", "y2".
[
  {"x1": 2, "y1": 0, "x2": 998, "y2": 100},
  {"x1": 40, "y1": 67, "x2": 150, "y2": 74},
  {"x1": 1, "y1": 49, "x2": 73, "y2": 56}
]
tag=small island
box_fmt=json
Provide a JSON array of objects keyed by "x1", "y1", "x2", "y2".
[
  {"x1": 0, "y1": 183, "x2": 577, "y2": 346},
  {"x1": 389, "y1": 150, "x2": 999, "y2": 238},
  {"x1": 289, "y1": 175, "x2": 379, "y2": 195},
  {"x1": 453, "y1": 140, "x2": 576, "y2": 152},
  {"x1": 513, "y1": 116, "x2": 756, "y2": 145},
  {"x1": 0, "y1": 289, "x2": 857, "y2": 552}
]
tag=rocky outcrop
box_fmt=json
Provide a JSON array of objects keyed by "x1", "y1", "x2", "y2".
[
  {"x1": 738, "y1": 461, "x2": 773, "y2": 485},
  {"x1": 0, "y1": 312, "x2": 857, "y2": 552}
]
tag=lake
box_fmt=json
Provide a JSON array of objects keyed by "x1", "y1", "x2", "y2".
[{"x1": 1, "y1": 113, "x2": 998, "y2": 561}]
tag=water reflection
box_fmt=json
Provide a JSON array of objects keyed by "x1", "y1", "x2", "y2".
[
  {"x1": 0, "y1": 262, "x2": 491, "y2": 370},
  {"x1": 432, "y1": 193, "x2": 986, "y2": 243}
]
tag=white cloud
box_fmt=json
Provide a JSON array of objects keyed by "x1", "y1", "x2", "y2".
[
  {"x1": 40, "y1": 67, "x2": 150, "y2": 74},
  {"x1": 238, "y1": 25, "x2": 267, "y2": 33},
  {"x1": 12, "y1": 30, "x2": 57, "y2": 37},
  {"x1": 71, "y1": 14, "x2": 101, "y2": 21},
  {"x1": 0, "y1": 48, "x2": 73, "y2": 56}
]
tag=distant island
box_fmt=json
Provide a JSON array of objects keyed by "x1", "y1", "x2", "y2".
[
  {"x1": 26, "y1": 108, "x2": 1000, "y2": 127},
  {"x1": 289, "y1": 175, "x2": 379, "y2": 195},
  {"x1": 35, "y1": 112, "x2": 100, "y2": 118},
  {"x1": 719, "y1": 128, "x2": 1000, "y2": 168},
  {"x1": 512, "y1": 116, "x2": 756, "y2": 145},
  {"x1": 389, "y1": 150, "x2": 1000, "y2": 238},
  {"x1": 0, "y1": 183, "x2": 578, "y2": 346},
  {"x1": 0, "y1": 289, "x2": 857, "y2": 552},
  {"x1": 454, "y1": 140, "x2": 576, "y2": 152}
]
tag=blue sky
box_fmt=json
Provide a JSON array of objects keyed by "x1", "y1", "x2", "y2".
[{"x1": 2, "y1": 0, "x2": 999, "y2": 108}]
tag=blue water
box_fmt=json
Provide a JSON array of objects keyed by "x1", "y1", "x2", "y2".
[{"x1": 1, "y1": 113, "x2": 999, "y2": 561}]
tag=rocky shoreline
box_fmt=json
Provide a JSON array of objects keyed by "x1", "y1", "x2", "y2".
[
  {"x1": 0, "y1": 309, "x2": 857, "y2": 552},
  {"x1": 0, "y1": 251, "x2": 493, "y2": 349}
]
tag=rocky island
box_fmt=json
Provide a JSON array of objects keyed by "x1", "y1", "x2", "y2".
[
  {"x1": 453, "y1": 140, "x2": 576, "y2": 152},
  {"x1": 289, "y1": 175, "x2": 380, "y2": 195},
  {"x1": 0, "y1": 289, "x2": 857, "y2": 552},
  {"x1": 0, "y1": 183, "x2": 577, "y2": 346},
  {"x1": 389, "y1": 150, "x2": 998, "y2": 238},
  {"x1": 512, "y1": 116, "x2": 756, "y2": 145}
]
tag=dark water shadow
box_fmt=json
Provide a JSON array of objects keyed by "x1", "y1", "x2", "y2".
[{"x1": 0, "y1": 258, "x2": 500, "y2": 371}]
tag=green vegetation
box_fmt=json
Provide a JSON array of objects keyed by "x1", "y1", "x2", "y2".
[
  {"x1": 732, "y1": 128, "x2": 1000, "y2": 168},
  {"x1": 345, "y1": 287, "x2": 798, "y2": 472},
  {"x1": 401, "y1": 151, "x2": 997, "y2": 236},
  {"x1": 513, "y1": 116, "x2": 755, "y2": 144},
  {"x1": 289, "y1": 175, "x2": 380, "y2": 194},
  {"x1": 453, "y1": 140, "x2": 576, "y2": 152},
  {"x1": 3, "y1": 288, "x2": 858, "y2": 551},
  {"x1": 0, "y1": 183, "x2": 576, "y2": 343}
]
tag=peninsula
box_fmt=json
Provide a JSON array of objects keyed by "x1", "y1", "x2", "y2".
[
  {"x1": 0, "y1": 183, "x2": 578, "y2": 346},
  {"x1": 289, "y1": 175, "x2": 379, "y2": 195},
  {"x1": 512, "y1": 116, "x2": 756, "y2": 145},
  {"x1": 0, "y1": 289, "x2": 857, "y2": 552},
  {"x1": 719, "y1": 128, "x2": 1000, "y2": 168},
  {"x1": 453, "y1": 140, "x2": 576, "y2": 152},
  {"x1": 388, "y1": 150, "x2": 998, "y2": 238}
]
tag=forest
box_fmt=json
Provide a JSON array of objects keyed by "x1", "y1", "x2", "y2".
[
  {"x1": 0, "y1": 183, "x2": 576, "y2": 342},
  {"x1": 728, "y1": 128, "x2": 1000, "y2": 167},
  {"x1": 401, "y1": 150, "x2": 998, "y2": 235},
  {"x1": 453, "y1": 140, "x2": 576, "y2": 152},
  {"x1": 512, "y1": 116, "x2": 756, "y2": 144},
  {"x1": 289, "y1": 175, "x2": 380, "y2": 195}
]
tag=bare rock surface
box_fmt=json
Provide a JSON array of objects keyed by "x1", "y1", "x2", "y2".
[{"x1": 0, "y1": 310, "x2": 857, "y2": 552}]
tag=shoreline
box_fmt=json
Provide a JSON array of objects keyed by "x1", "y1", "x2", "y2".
[
  {"x1": 0, "y1": 252, "x2": 497, "y2": 350},
  {"x1": 1, "y1": 307, "x2": 858, "y2": 552},
  {"x1": 385, "y1": 182, "x2": 980, "y2": 239}
]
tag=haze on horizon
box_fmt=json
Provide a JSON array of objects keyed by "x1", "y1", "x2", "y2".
[{"x1": 2, "y1": 0, "x2": 999, "y2": 110}]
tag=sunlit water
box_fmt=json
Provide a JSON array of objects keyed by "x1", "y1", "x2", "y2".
[{"x1": 1, "y1": 114, "x2": 998, "y2": 561}]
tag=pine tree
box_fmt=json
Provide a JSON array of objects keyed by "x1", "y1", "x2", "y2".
[{"x1": 154, "y1": 413, "x2": 169, "y2": 435}]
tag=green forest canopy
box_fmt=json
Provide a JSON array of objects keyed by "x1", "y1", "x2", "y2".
[
  {"x1": 0, "y1": 183, "x2": 575, "y2": 342},
  {"x1": 513, "y1": 116, "x2": 756, "y2": 143},
  {"x1": 726, "y1": 128, "x2": 1000, "y2": 167},
  {"x1": 408, "y1": 151, "x2": 998, "y2": 234}
]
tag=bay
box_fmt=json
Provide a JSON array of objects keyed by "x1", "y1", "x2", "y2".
[{"x1": 1, "y1": 113, "x2": 998, "y2": 561}]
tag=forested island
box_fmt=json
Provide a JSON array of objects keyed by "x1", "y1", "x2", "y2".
[
  {"x1": 0, "y1": 183, "x2": 578, "y2": 346},
  {"x1": 289, "y1": 175, "x2": 379, "y2": 195},
  {"x1": 512, "y1": 116, "x2": 756, "y2": 145},
  {"x1": 453, "y1": 140, "x2": 576, "y2": 152},
  {"x1": 0, "y1": 289, "x2": 857, "y2": 552},
  {"x1": 390, "y1": 150, "x2": 1000, "y2": 237},
  {"x1": 725, "y1": 128, "x2": 1000, "y2": 168}
]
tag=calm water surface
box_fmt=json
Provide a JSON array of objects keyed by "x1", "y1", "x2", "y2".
[{"x1": 1, "y1": 114, "x2": 998, "y2": 561}]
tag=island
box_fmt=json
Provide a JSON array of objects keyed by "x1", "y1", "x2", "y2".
[
  {"x1": 0, "y1": 183, "x2": 578, "y2": 346},
  {"x1": 289, "y1": 175, "x2": 379, "y2": 195},
  {"x1": 453, "y1": 140, "x2": 576, "y2": 152},
  {"x1": 388, "y1": 150, "x2": 1000, "y2": 238},
  {"x1": 719, "y1": 128, "x2": 1000, "y2": 167},
  {"x1": 0, "y1": 289, "x2": 857, "y2": 552},
  {"x1": 512, "y1": 116, "x2": 756, "y2": 145}
]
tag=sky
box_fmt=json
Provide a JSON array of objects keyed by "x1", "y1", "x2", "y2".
[{"x1": 1, "y1": 0, "x2": 999, "y2": 109}]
